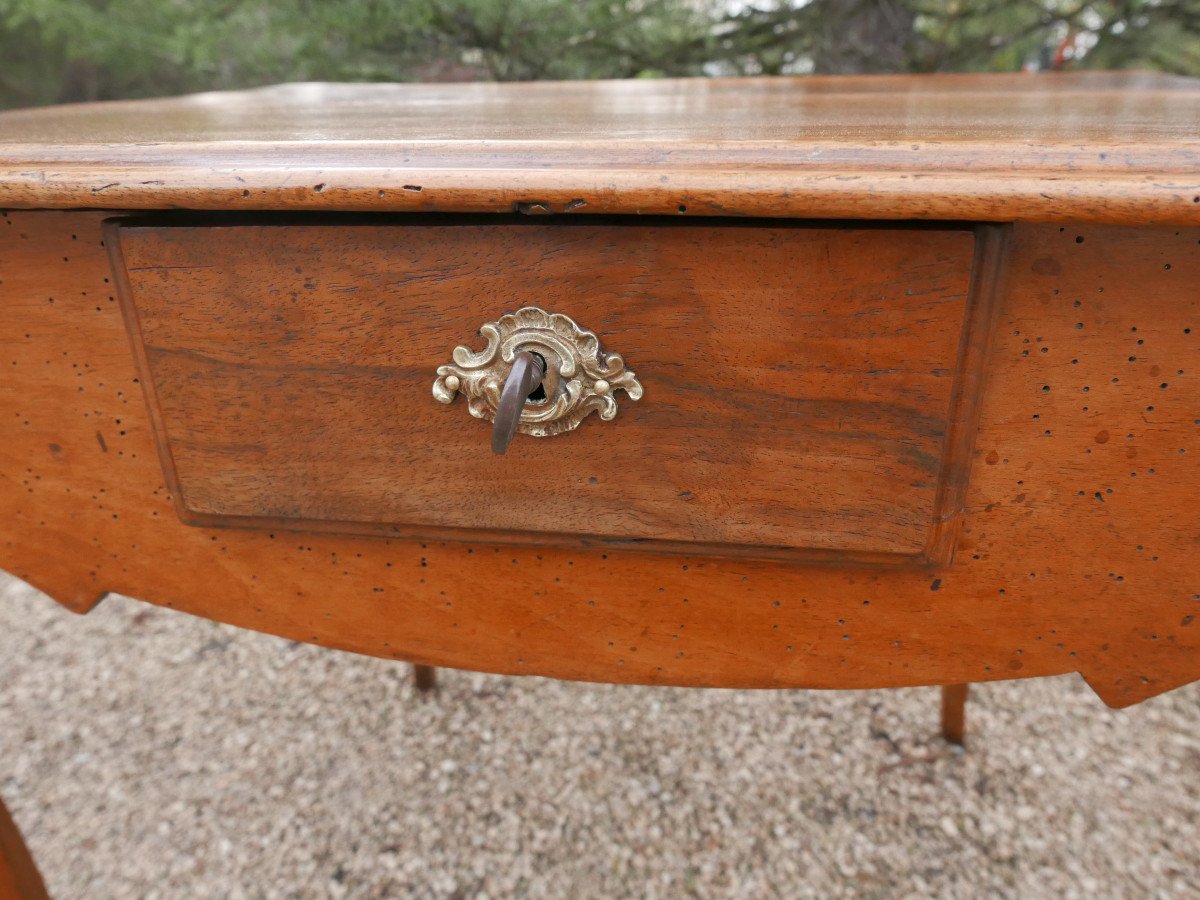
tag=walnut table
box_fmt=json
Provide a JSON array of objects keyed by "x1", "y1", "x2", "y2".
[{"x1": 1, "y1": 73, "x2": 1198, "y2": 894}]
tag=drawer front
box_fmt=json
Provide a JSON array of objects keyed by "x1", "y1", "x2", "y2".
[{"x1": 110, "y1": 218, "x2": 995, "y2": 564}]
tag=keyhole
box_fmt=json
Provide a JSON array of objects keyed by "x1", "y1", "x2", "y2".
[{"x1": 527, "y1": 352, "x2": 548, "y2": 403}]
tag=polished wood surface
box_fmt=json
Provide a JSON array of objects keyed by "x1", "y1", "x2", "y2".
[
  {"x1": 0, "y1": 73, "x2": 1197, "y2": 224},
  {"x1": 109, "y1": 217, "x2": 986, "y2": 563},
  {"x1": 2, "y1": 209, "x2": 1198, "y2": 708}
]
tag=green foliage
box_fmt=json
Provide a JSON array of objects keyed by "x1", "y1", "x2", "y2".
[
  {"x1": 1, "y1": 0, "x2": 1197, "y2": 109},
  {"x1": 713, "y1": 0, "x2": 1200, "y2": 76}
]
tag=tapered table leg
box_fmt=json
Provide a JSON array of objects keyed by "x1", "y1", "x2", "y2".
[
  {"x1": 0, "y1": 794, "x2": 49, "y2": 900},
  {"x1": 412, "y1": 664, "x2": 438, "y2": 692},
  {"x1": 940, "y1": 683, "x2": 969, "y2": 745}
]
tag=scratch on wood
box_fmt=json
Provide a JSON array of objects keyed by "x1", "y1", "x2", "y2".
[{"x1": 514, "y1": 200, "x2": 552, "y2": 215}]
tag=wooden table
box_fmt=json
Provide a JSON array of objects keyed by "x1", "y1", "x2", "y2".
[{"x1": 1, "y1": 72, "x2": 1197, "y2": 894}]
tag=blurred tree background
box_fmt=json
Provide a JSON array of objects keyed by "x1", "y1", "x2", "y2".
[{"x1": 1, "y1": 0, "x2": 1198, "y2": 108}]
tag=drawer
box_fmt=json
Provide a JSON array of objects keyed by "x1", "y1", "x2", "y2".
[{"x1": 108, "y1": 217, "x2": 1002, "y2": 566}]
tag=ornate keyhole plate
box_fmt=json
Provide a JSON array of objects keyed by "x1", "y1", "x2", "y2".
[{"x1": 432, "y1": 306, "x2": 643, "y2": 438}]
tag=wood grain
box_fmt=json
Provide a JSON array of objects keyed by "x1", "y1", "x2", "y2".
[
  {"x1": 109, "y1": 218, "x2": 985, "y2": 563},
  {"x1": 0, "y1": 73, "x2": 1197, "y2": 225},
  {"x1": 2, "y1": 210, "x2": 1198, "y2": 708}
]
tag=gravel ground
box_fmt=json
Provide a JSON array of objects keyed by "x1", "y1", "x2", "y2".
[{"x1": 1, "y1": 572, "x2": 1197, "y2": 899}]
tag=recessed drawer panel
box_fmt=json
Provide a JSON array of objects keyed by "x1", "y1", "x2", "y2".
[{"x1": 110, "y1": 218, "x2": 997, "y2": 565}]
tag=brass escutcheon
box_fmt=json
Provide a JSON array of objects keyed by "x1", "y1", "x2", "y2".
[{"x1": 432, "y1": 306, "x2": 643, "y2": 443}]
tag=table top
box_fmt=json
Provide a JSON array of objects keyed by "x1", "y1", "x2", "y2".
[{"x1": 0, "y1": 72, "x2": 1197, "y2": 224}]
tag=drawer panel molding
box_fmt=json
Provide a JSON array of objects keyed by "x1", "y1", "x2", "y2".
[{"x1": 108, "y1": 217, "x2": 1009, "y2": 567}]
